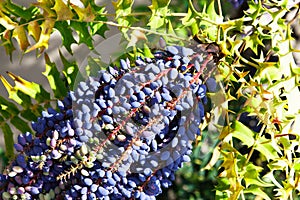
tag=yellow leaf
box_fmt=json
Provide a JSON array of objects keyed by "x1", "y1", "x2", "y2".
[
  {"x1": 28, "y1": 21, "x2": 41, "y2": 42},
  {"x1": 0, "y1": 75, "x2": 23, "y2": 104},
  {"x1": 53, "y1": 0, "x2": 74, "y2": 20},
  {"x1": 219, "y1": 150, "x2": 238, "y2": 178},
  {"x1": 12, "y1": 26, "x2": 30, "y2": 51},
  {"x1": 0, "y1": 10, "x2": 17, "y2": 30},
  {"x1": 71, "y1": 3, "x2": 95, "y2": 22},
  {"x1": 26, "y1": 18, "x2": 55, "y2": 53},
  {"x1": 6, "y1": 72, "x2": 40, "y2": 98}
]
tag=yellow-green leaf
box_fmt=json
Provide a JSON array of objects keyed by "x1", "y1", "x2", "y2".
[
  {"x1": 148, "y1": 0, "x2": 171, "y2": 30},
  {"x1": 181, "y1": 7, "x2": 199, "y2": 35},
  {"x1": 28, "y1": 21, "x2": 41, "y2": 42},
  {"x1": 243, "y1": 163, "x2": 274, "y2": 187},
  {"x1": 149, "y1": 0, "x2": 170, "y2": 10},
  {"x1": 112, "y1": 0, "x2": 134, "y2": 15},
  {"x1": 0, "y1": 74, "x2": 23, "y2": 104},
  {"x1": 26, "y1": 18, "x2": 55, "y2": 53},
  {"x1": 72, "y1": 3, "x2": 95, "y2": 22},
  {"x1": 232, "y1": 121, "x2": 255, "y2": 147},
  {"x1": 6, "y1": 72, "x2": 50, "y2": 103},
  {"x1": 244, "y1": 186, "x2": 272, "y2": 200},
  {"x1": 255, "y1": 137, "x2": 279, "y2": 161},
  {"x1": 12, "y1": 26, "x2": 30, "y2": 51},
  {"x1": 53, "y1": 0, "x2": 74, "y2": 20}
]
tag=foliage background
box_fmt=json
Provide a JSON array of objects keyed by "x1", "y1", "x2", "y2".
[{"x1": 0, "y1": 0, "x2": 300, "y2": 199}]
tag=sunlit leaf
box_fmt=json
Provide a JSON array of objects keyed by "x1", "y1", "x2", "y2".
[
  {"x1": 255, "y1": 137, "x2": 279, "y2": 161},
  {"x1": 0, "y1": 74, "x2": 23, "y2": 104},
  {"x1": 148, "y1": 0, "x2": 171, "y2": 30},
  {"x1": 26, "y1": 18, "x2": 55, "y2": 53},
  {"x1": 244, "y1": 32, "x2": 264, "y2": 55},
  {"x1": 181, "y1": 7, "x2": 199, "y2": 36},
  {"x1": 112, "y1": 0, "x2": 136, "y2": 34},
  {"x1": 219, "y1": 150, "x2": 238, "y2": 178},
  {"x1": 244, "y1": 186, "x2": 272, "y2": 200},
  {"x1": 243, "y1": 163, "x2": 274, "y2": 187},
  {"x1": 232, "y1": 121, "x2": 255, "y2": 147},
  {"x1": 90, "y1": 6, "x2": 109, "y2": 37},
  {"x1": 6, "y1": 71, "x2": 50, "y2": 103},
  {"x1": 198, "y1": 0, "x2": 223, "y2": 41},
  {"x1": 0, "y1": 10, "x2": 17, "y2": 30},
  {"x1": 43, "y1": 54, "x2": 68, "y2": 98},
  {"x1": 90, "y1": 21, "x2": 108, "y2": 37},
  {"x1": 112, "y1": 0, "x2": 134, "y2": 17},
  {"x1": 60, "y1": 51, "x2": 80, "y2": 90},
  {"x1": 149, "y1": 0, "x2": 170, "y2": 9},
  {"x1": 143, "y1": 43, "x2": 153, "y2": 58}
]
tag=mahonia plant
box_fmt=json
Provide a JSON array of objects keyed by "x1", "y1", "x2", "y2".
[
  {"x1": 0, "y1": 42, "x2": 220, "y2": 199},
  {"x1": 0, "y1": 0, "x2": 300, "y2": 200}
]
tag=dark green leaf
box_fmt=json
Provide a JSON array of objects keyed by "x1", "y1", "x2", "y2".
[
  {"x1": 90, "y1": 13, "x2": 109, "y2": 38},
  {"x1": 10, "y1": 116, "x2": 31, "y2": 133},
  {"x1": 55, "y1": 21, "x2": 77, "y2": 54},
  {"x1": 70, "y1": 21, "x2": 93, "y2": 49},
  {"x1": 1, "y1": 123, "x2": 15, "y2": 160},
  {"x1": 3, "y1": 1, "x2": 33, "y2": 21},
  {"x1": 43, "y1": 54, "x2": 68, "y2": 98},
  {"x1": 1, "y1": 31, "x2": 15, "y2": 61},
  {"x1": 0, "y1": 95, "x2": 19, "y2": 116},
  {"x1": 20, "y1": 109, "x2": 38, "y2": 122},
  {"x1": 60, "y1": 50, "x2": 81, "y2": 90}
]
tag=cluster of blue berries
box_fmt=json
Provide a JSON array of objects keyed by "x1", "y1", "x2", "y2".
[{"x1": 0, "y1": 43, "x2": 217, "y2": 199}]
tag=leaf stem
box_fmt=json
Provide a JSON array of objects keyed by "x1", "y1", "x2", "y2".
[
  {"x1": 216, "y1": 0, "x2": 222, "y2": 17},
  {"x1": 102, "y1": 12, "x2": 188, "y2": 17},
  {"x1": 234, "y1": 48, "x2": 259, "y2": 69},
  {"x1": 101, "y1": 21, "x2": 188, "y2": 41}
]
